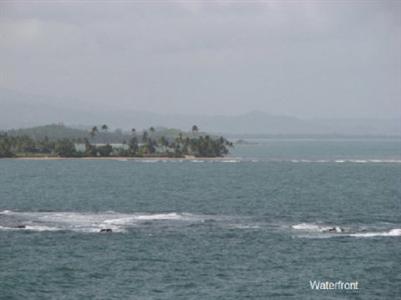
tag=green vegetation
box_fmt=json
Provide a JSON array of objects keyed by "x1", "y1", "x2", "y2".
[
  {"x1": 0, "y1": 124, "x2": 233, "y2": 158},
  {"x1": 7, "y1": 124, "x2": 89, "y2": 140}
]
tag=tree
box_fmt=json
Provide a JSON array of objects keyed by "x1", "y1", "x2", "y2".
[
  {"x1": 100, "y1": 124, "x2": 109, "y2": 143},
  {"x1": 37, "y1": 135, "x2": 53, "y2": 154},
  {"x1": 0, "y1": 124, "x2": 233, "y2": 158},
  {"x1": 84, "y1": 138, "x2": 96, "y2": 156},
  {"x1": 159, "y1": 136, "x2": 169, "y2": 147},
  {"x1": 191, "y1": 125, "x2": 199, "y2": 135},
  {"x1": 147, "y1": 138, "x2": 157, "y2": 154},
  {"x1": 20, "y1": 135, "x2": 36, "y2": 153},
  {"x1": 142, "y1": 130, "x2": 149, "y2": 143},
  {"x1": 97, "y1": 144, "x2": 113, "y2": 157},
  {"x1": 129, "y1": 136, "x2": 139, "y2": 155},
  {"x1": 90, "y1": 126, "x2": 98, "y2": 138},
  {"x1": 149, "y1": 127, "x2": 155, "y2": 139},
  {"x1": 55, "y1": 139, "x2": 76, "y2": 157},
  {"x1": 0, "y1": 134, "x2": 14, "y2": 157}
]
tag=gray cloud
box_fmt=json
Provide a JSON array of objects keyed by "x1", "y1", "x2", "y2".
[{"x1": 0, "y1": 0, "x2": 400, "y2": 118}]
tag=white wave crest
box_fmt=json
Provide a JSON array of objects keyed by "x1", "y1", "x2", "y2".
[
  {"x1": 133, "y1": 212, "x2": 185, "y2": 220},
  {"x1": 24, "y1": 225, "x2": 62, "y2": 232},
  {"x1": 349, "y1": 228, "x2": 401, "y2": 238},
  {"x1": 0, "y1": 225, "x2": 15, "y2": 231},
  {"x1": 0, "y1": 225, "x2": 61, "y2": 232},
  {"x1": 292, "y1": 223, "x2": 334, "y2": 232},
  {"x1": 292, "y1": 223, "x2": 321, "y2": 231},
  {"x1": 0, "y1": 211, "x2": 206, "y2": 233},
  {"x1": 293, "y1": 222, "x2": 401, "y2": 238},
  {"x1": 292, "y1": 223, "x2": 344, "y2": 233},
  {"x1": 220, "y1": 160, "x2": 240, "y2": 163}
]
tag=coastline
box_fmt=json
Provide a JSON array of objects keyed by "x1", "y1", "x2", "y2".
[{"x1": 6, "y1": 156, "x2": 237, "y2": 161}]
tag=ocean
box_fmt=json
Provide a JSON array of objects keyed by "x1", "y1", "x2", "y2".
[{"x1": 1, "y1": 138, "x2": 400, "y2": 299}]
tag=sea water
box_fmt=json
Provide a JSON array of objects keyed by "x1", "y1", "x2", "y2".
[{"x1": 0, "y1": 138, "x2": 400, "y2": 299}]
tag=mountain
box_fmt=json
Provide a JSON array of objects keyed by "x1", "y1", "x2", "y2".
[{"x1": 1, "y1": 89, "x2": 399, "y2": 135}]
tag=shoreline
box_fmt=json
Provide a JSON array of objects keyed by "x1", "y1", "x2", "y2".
[{"x1": 5, "y1": 156, "x2": 237, "y2": 161}]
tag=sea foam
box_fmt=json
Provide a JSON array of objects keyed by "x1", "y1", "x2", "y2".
[
  {"x1": 349, "y1": 228, "x2": 401, "y2": 238},
  {"x1": 0, "y1": 211, "x2": 206, "y2": 233},
  {"x1": 292, "y1": 222, "x2": 401, "y2": 238},
  {"x1": 291, "y1": 223, "x2": 337, "y2": 232}
]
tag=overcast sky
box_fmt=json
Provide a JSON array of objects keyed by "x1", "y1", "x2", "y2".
[{"x1": 0, "y1": 0, "x2": 400, "y2": 118}]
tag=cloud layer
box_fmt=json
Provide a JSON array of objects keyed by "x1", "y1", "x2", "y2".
[{"x1": 1, "y1": 0, "x2": 400, "y2": 118}]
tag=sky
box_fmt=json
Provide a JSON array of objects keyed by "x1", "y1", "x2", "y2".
[{"x1": 0, "y1": 0, "x2": 400, "y2": 118}]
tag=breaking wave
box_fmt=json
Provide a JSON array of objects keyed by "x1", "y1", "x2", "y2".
[
  {"x1": 0, "y1": 211, "x2": 209, "y2": 233},
  {"x1": 292, "y1": 222, "x2": 401, "y2": 238},
  {"x1": 2, "y1": 211, "x2": 399, "y2": 238},
  {"x1": 292, "y1": 223, "x2": 345, "y2": 233},
  {"x1": 349, "y1": 229, "x2": 401, "y2": 238}
]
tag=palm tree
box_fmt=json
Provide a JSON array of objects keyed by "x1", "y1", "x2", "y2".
[
  {"x1": 183, "y1": 137, "x2": 190, "y2": 154},
  {"x1": 142, "y1": 130, "x2": 148, "y2": 143},
  {"x1": 159, "y1": 136, "x2": 168, "y2": 147},
  {"x1": 128, "y1": 134, "x2": 138, "y2": 155},
  {"x1": 131, "y1": 128, "x2": 136, "y2": 135},
  {"x1": 90, "y1": 126, "x2": 98, "y2": 138},
  {"x1": 100, "y1": 124, "x2": 109, "y2": 143},
  {"x1": 191, "y1": 125, "x2": 199, "y2": 135}
]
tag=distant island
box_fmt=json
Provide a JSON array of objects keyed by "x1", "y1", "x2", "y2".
[{"x1": 0, "y1": 124, "x2": 233, "y2": 158}]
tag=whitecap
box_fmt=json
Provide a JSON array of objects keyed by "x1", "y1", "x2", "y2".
[
  {"x1": 220, "y1": 160, "x2": 240, "y2": 163},
  {"x1": 23, "y1": 225, "x2": 62, "y2": 232},
  {"x1": 292, "y1": 223, "x2": 343, "y2": 233},
  {"x1": 103, "y1": 217, "x2": 137, "y2": 225},
  {"x1": 368, "y1": 159, "x2": 401, "y2": 164},
  {"x1": 0, "y1": 211, "x2": 209, "y2": 234},
  {"x1": 349, "y1": 228, "x2": 401, "y2": 238},
  {"x1": 292, "y1": 223, "x2": 322, "y2": 231},
  {"x1": 0, "y1": 225, "x2": 15, "y2": 231},
  {"x1": 349, "y1": 159, "x2": 368, "y2": 163},
  {"x1": 133, "y1": 213, "x2": 188, "y2": 221}
]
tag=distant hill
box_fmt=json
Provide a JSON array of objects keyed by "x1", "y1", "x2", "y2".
[
  {"x1": 1, "y1": 89, "x2": 400, "y2": 136},
  {"x1": 7, "y1": 124, "x2": 89, "y2": 140}
]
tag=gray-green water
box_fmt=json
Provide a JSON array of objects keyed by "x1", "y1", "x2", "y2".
[{"x1": 1, "y1": 139, "x2": 400, "y2": 299}]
